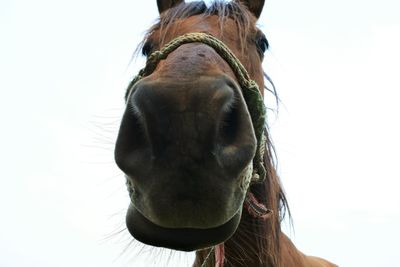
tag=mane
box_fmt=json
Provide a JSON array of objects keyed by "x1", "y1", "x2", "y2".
[
  {"x1": 139, "y1": 1, "x2": 256, "y2": 54},
  {"x1": 137, "y1": 1, "x2": 291, "y2": 266}
]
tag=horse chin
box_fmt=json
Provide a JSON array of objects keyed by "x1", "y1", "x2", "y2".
[{"x1": 126, "y1": 203, "x2": 242, "y2": 251}]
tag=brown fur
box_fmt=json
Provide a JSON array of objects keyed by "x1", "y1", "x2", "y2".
[{"x1": 125, "y1": 1, "x2": 337, "y2": 266}]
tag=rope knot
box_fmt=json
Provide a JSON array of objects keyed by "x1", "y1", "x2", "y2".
[{"x1": 247, "y1": 80, "x2": 260, "y2": 92}]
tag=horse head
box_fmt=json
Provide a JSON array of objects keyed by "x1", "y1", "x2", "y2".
[{"x1": 115, "y1": 0, "x2": 269, "y2": 252}]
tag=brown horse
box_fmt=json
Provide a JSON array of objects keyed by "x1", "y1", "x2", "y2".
[{"x1": 115, "y1": 0, "x2": 337, "y2": 266}]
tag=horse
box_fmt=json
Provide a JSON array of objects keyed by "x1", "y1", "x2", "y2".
[{"x1": 114, "y1": 0, "x2": 338, "y2": 266}]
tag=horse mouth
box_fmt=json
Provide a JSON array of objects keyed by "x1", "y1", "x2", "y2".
[{"x1": 126, "y1": 203, "x2": 242, "y2": 251}]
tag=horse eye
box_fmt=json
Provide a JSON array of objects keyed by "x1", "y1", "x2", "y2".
[
  {"x1": 256, "y1": 34, "x2": 269, "y2": 57},
  {"x1": 142, "y1": 41, "x2": 153, "y2": 57}
]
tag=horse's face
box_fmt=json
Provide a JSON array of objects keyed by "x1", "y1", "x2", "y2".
[{"x1": 115, "y1": 0, "x2": 266, "y2": 251}]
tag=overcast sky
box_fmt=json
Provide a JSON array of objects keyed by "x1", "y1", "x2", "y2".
[{"x1": 1, "y1": 0, "x2": 399, "y2": 266}]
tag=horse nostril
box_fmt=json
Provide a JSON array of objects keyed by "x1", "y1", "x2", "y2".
[
  {"x1": 114, "y1": 100, "x2": 152, "y2": 178},
  {"x1": 214, "y1": 88, "x2": 256, "y2": 175},
  {"x1": 218, "y1": 102, "x2": 240, "y2": 145}
]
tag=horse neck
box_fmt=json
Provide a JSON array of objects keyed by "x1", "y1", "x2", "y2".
[{"x1": 193, "y1": 227, "x2": 307, "y2": 267}]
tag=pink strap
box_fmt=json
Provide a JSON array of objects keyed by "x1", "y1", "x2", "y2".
[
  {"x1": 214, "y1": 243, "x2": 225, "y2": 267},
  {"x1": 244, "y1": 191, "x2": 273, "y2": 220}
]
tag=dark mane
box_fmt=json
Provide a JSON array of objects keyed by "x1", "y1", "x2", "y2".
[{"x1": 138, "y1": 1, "x2": 290, "y2": 265}]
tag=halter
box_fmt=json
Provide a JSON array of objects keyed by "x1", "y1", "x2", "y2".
[
  {"x1": 125, "y1": 32, "x2": 271, "y2": 267},
  {"x1": 125, "y1": 32, "x2": 267, "y2": 185}
]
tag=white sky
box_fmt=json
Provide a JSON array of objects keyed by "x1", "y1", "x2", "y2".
[{"x1": 1, "y1": 0, "x2": 399, "y2": 266}]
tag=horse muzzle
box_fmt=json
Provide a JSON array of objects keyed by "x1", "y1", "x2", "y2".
[{"x1": 115, "y1": 75, "x2": 256, "y2": 233}]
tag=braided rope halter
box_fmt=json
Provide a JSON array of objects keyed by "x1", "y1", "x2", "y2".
[{"x1": 125, "y1": 32, "x2": 272, "y2": 267}]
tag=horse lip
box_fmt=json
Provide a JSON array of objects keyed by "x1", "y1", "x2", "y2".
[
  {"x1": 126, "y1": 203, "x2": 242, "y2": 251},
  {"x1": 125, "y1": 171, "x2": 246, "y2": 230}
]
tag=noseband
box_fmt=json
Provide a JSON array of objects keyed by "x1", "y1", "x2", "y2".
[{"x1": 125, "y1": 32, "x2": 267, "y2": 187}]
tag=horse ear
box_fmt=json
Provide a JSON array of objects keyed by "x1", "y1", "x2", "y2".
[
  {"x1": 235, "y1": 0, "x2": 265, "y2": 19},
  {"x1": 157, "y1": 0, "x2": 184, "y2": 14}
]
